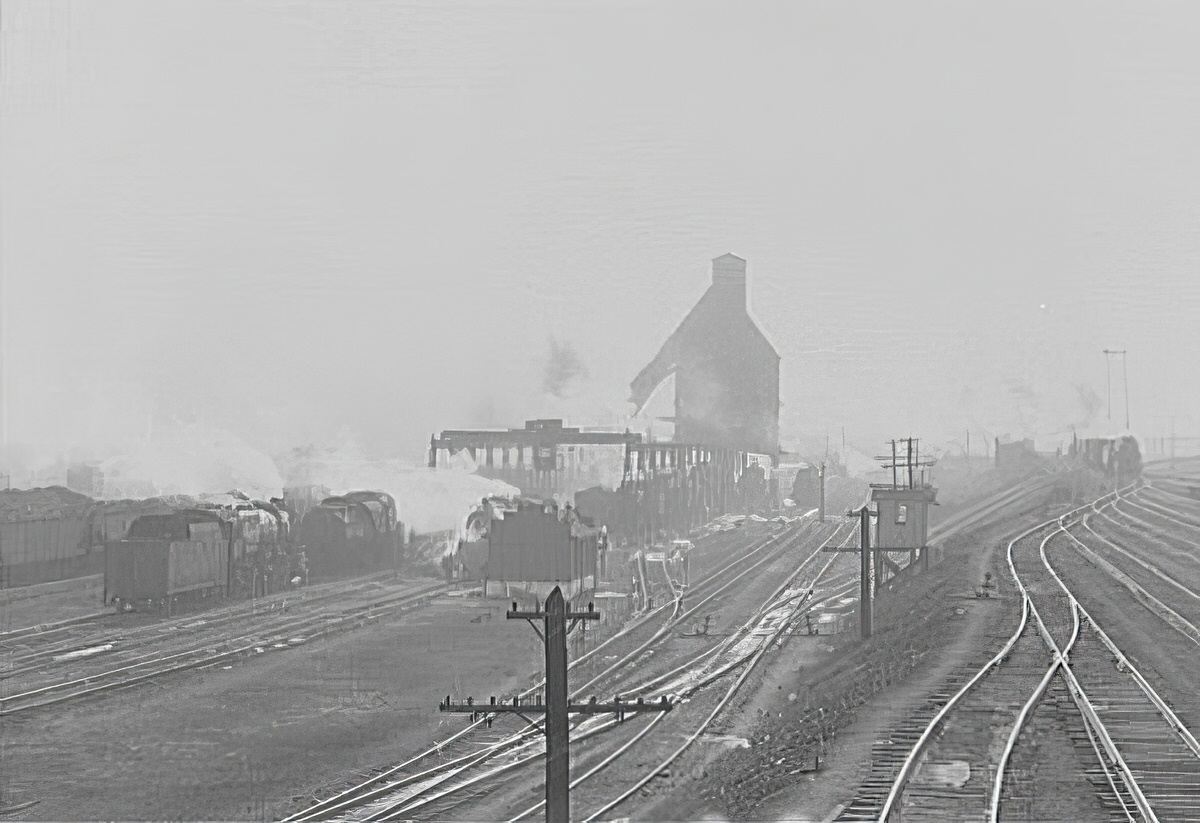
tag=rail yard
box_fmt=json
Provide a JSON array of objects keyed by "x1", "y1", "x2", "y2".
[
  {"x1": 5, "y1": 449, "x2": 1194, "y2": 821},
  {"x1": 2, "y1": 253, "x2": 1198, "y2": 823}
]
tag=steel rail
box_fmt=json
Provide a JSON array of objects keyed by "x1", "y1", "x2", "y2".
[
  {"x1": 0, "y1": 583, "x2": 444, "y2": 716},
  {"x1": 1122, "y1": 485, "x2": 1200, "y2": 529},
  {"x1": 506, "y1": 709, "x2": 673, "y2": 822},
  {"x1": 1088, "y1": 499, "x2": 1200, "y2": 599},
  {"x1": 1054, "y1": 529, "x2": 1200, "y2": 759},
  {"x1": 1018, "y1": 506, "x2": 1161, "y2": 823},
  {"x1": 0, "y1": 569, "x2": 416, "y2": 667},
  {"x1": 284, "y1": 519, "x2": 821, "y2": 822},
  {"x1": 925, "y1": 475, "x2": 1056, "y2": 544},
  {"x1": 1138, "y1": 480, "x2": 1200, "y2": 509},
  {"x1": 988, "y1": 521, "x2": 1086, "y2": 823},
  {"x1": 353, "y1": 522, "x2": 849, "y2": 823},
  {"x1": 618, "y1": 528, "x2": 858, "y2": 700},
  {"x1": 1107, "y1": 488, "x2": 1200, "y2": 554},
  {"x1": 873, "y1": 490, "x2": 1110, "y2": 823},
  {"x1": 1067, "y1": 517, "x2": 1200, "y2": 648},
  {"x1": 873, "y1": 525, "x2": 1032, "y2": 820},
  {"x1": 578, "y1": 541, "x2": 847, "y2": 823},
  {"x1": 571, "y1": 518, "x2": 834, "y2": 697},
  {"x1": 356, "y1": 716, "x2": 625, "y2": 822},
  {"x1": 579, "y1": 476, "x2": 1085, "y2": 822}
]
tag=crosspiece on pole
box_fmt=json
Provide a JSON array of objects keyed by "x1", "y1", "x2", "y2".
[
  {"x1": 436, "y1": 585, "x2": 672, "y2": 823},
  {"x1": 821, "y1": 545, "x2": 912, "y2": 554},
  {"x1": 439, "y1": 694, "x2": 672, "y2": 721},
  {"x1": 508, "y1": 599, "x2": 599, "y2": 642}
]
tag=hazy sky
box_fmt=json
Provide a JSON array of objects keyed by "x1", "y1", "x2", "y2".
[{"x1": 3, "y1": 1, "x2": 1199, "y2": 469}]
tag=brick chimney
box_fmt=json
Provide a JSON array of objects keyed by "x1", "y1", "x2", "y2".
[{"x1": 711, "y1": 253, "x2": 747, "y2": 306}]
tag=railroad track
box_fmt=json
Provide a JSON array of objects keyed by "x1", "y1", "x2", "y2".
[
  {"x1": 0, "y1": 569, "x2": 413, "y2": 668},
  {"x1": 926, "y1": 473, "x2": 1060, "y2": 545},
  {"x1": 834, "y1": 487, "x2": 1200, "y2": 822},
  {"x1": 392, "y1": 526, "x2": 861, "y2": 823},
  {"x1": 1107, "y1": 484, "x2": 1200, "y2": 538},
  {"x1": 569, "y1": 528, "x2": 860, "y2": 823},
  {"x1": 1038, "y1": 525, "x2": 1200, "y2": 821},
  {"x1": 0, "y1": 580, "x2": 446, "y2": 717},
  {"x1": 282, "y1": 516, "x2": 855, "y2": 822}
]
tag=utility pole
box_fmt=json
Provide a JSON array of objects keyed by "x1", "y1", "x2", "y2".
[
  {"x1": 1122, "y1": 352, "x2": 1130, "y2": 430},
  {"x1": 439, "y1": 587, "x2": 670, "y2": 822},
  {"x1": 858, "y1": 505, "x2": 874, "y2": 640},
  {"x1": 1104, "y1": 351, "x2": 1113, "y2": 421},
  {"x1": 890, "y1": 440, "x2": 898, "y2": 489},
  {"x1": 1104, "y1": 349, "x2": 1129, "y2": 429},
  {"x1": 818, "y1": 462, "x2": 826, "y2": 523},
  {"x1": 907, "y1": 438, "x2": 915, "y2": 489}
]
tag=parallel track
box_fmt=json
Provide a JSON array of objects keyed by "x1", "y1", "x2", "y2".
[
  {"x1": 284, "y1": 517, "x2": 853, "y2": 822},
  {"x1": 0, "y1": 580, "x2": 446, "y2": 716},
  {"x1": 836, "y1": 484, "x2": 1200, "y2": 823}
]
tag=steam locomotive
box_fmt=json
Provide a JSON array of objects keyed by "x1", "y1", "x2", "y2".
[{"x1": 1070, "y1": 434, "x2": 1143, "y2": 482}]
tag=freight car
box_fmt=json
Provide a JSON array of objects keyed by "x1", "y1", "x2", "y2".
[
  {"x1": 0, "y1": 489, "x2": 200, "y2": 588},
  {"x1": 105, "y1": 510, "x2": 229, "y2": 613},
  {"x1": 0, "y1": 486, "x2": 94, "y2": 586},
  {"x1": 292, "y1": 490, "x2": 403, "y2": 580}
]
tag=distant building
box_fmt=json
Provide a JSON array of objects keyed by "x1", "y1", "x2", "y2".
[{"x1": 629, "y1": 254, "x2": 780, "y2": 457}]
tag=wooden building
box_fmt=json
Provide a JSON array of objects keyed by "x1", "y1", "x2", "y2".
[{"x1": 629, "y1": 254, "x2": 780, "y2": 457}]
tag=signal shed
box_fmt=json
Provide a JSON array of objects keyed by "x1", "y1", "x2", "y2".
[{"x1": 871, "y1": 485, "x2": 938, "y2": 551}]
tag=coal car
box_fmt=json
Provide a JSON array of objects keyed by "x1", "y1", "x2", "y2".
[{"x1": 104, "y1": 510, "x2": 229, "y2": 612}]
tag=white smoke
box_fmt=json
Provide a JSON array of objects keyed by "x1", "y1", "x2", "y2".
[
  {"x1": 98, "y1": 421, "x2": 284, "y2": 500},
  {"x1": 281, "y1": 454, "x2": 519, "y2": 536}
]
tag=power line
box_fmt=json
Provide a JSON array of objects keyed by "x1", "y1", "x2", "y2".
[{"x1": 439, "y1": 586, "x2": 670, "y2": 822}]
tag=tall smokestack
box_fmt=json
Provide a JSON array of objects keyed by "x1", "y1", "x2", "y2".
[{"x1": 711, "y1": 253, "x2": 747, "y2": 307}]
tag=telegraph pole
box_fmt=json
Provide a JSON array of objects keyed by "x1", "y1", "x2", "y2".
[
  {"x1": 818, "y1": 462, "x2": 826, "y2": 523},
  {"x1": 1104, "y1": 351, "x2": 1113, "y2": 421},
  {"x1": 1122, "y1": 351, "x2": 1130, "y2": 430},
  {"x1": 826, "y1": 507, "x2": 884, "y2": 640},
  {"x1": 1103, "y1": 349, "x2": 1128, "y2": 428},
  {"x1": 857, "y1": 506, "x2": 874, "y2": 640},
  {"x1": 859, "y1": 506, "x2": 871, "y2": 639},
  {"x1": 440, "y1": 587, "x2": 670, "y2": 822}
]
